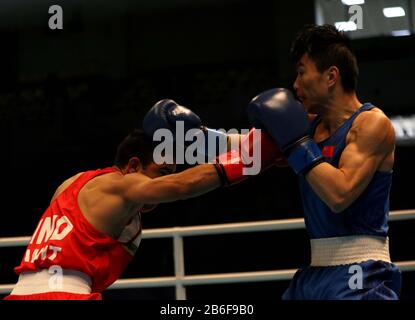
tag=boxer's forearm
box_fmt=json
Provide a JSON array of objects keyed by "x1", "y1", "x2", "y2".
[
  {"x1": 305, "y1": 163, "x2": 368, "y2": 213},
  {"x1": 306, "y1": 163, "x2": 351, "y2": 213},
  {"x1": 142, "y1": 164, "x2": 221, "y2": 203},
  {"x1": 176, "y1": 164, "x2": 222, "y2": 199},
  {"x1": 123, "y1": 165, "x2": 221, "y2": 205}
]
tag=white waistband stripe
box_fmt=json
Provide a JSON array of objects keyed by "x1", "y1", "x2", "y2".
[
  {"x1": 310, "y1": 235, "x2": 391, "y2": 267},
  {"x1": 11, "y1": 268, "x2": 92, "y2": 295}
]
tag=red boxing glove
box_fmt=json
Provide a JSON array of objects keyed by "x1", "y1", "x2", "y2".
[{"x1": 214, "y1": 128, "x2": 284, "y2": 186}]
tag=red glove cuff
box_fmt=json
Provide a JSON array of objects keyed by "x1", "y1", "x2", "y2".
[{"x1": 214, "y1": 128, "x2": 284, "y2": 187}]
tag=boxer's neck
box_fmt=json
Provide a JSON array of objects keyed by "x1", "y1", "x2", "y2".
[{"x1": 318, "y1": 91, "x2": 361, "y2": 135}]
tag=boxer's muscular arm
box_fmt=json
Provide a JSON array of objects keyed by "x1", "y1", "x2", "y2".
[
  {"x1": 305, "y1": 111, "x2": 395, "y2": 213},
  {"x1": 121, "y1": 164, "x2": 221, "y2": 204}
]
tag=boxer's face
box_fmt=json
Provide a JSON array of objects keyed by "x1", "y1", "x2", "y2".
[
  {"x1": 293, "y1": 53, "x2": 330, "y2": 114},
  {"x1": 142, "y1": 162, "x2": 176, "y2": 179}
]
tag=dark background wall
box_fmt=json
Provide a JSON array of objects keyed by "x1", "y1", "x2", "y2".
[{"x1": 0, "y1": 0, "x2": 414, "y2": 300}]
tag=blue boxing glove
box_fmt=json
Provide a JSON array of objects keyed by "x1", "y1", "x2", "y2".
[
  {"x1": 143, "y1": 99, "x2": 228, "y2": 161},
  {"x1": 247, "y1": 88, "x2": 323, "y2": 175}
]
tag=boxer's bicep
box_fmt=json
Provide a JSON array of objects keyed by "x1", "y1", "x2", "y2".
[
  {"x1": 337, "y1": 141, "x2": 380, "y2": 201},
  {"x1": 338, "y1": 113, "x2": 395, "y2": 199}
]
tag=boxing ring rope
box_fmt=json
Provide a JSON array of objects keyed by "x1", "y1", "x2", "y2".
[{"x1": 1, "y1": 209, "x2": 415, "y2": 299}]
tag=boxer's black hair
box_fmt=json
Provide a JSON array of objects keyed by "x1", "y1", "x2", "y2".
[
  {"x1": 114, "y1": 129, "x2": 159, "y2": 168},
  {"x1": 290, "y1": 24, "x2": 359, "y2": 92}
]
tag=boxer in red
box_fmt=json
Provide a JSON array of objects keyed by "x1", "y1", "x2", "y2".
[{"x1": 5, "y1": 107, "x2": 281, "y2": 299}]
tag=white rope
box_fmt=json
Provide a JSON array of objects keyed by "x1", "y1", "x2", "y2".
[
  {"x1": 1, "y1": 209, "x2": 414, "y2": 247},
  {"x1": 1, "y1": 209, "x2": 414, "y2": 296}
]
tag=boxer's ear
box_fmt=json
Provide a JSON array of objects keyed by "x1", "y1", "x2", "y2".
[
  {"x1": 327, "y1": 66, "x2": 339, "y2": 89},
  {"x1": 126, "y1": 157, "x2": 143, "y2": 173}
]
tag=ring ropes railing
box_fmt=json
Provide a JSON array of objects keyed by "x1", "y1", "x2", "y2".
[{"x1": 0, "y1": 209, "x2": 414, "y2": 299}]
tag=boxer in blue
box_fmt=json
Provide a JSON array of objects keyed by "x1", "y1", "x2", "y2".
[{"x1": 247, "y1": 24, "x2": 401, "y2": 299}]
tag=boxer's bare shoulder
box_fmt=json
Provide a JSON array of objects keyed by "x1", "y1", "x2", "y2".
[{"x1": 347, "y1": 107, "x2": 395, "y2": 150}]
